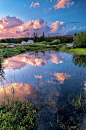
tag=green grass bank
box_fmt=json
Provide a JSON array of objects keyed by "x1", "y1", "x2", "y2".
[{"x1": 0, "y1": 42, "x2": 86, "y2": 63}]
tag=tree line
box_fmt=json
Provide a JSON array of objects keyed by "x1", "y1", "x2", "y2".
[{"x1": 0, "y1": 32, "x2": 73, "y2": 43}]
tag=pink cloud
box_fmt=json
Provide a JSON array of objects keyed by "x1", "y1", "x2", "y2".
[
  {"x1": 0, "y1": 16, "x2": 24, "y2": 38},
  {"x1": 50, "y1": 0, "x2": 56, "y2": 2},
  {"x1": 16, "y1": 18, "x2": 52, "y2": 37},
  {"x1": 43, "y1": 8, "x2": 47, "y2": 12},
  {"x1": 1, "y1": 15, "x2": 24, "y2": 28},
  {"x1": 48, "y1": 7, "x2": 52, "y2": 11},
  {"x1": 53, "y1": 0, "x2": 74, "y2": 9},
  {"x1": 0, "y1": 16, "x2": 66, "y2": 39},
  {"x1": 30, "y1": 2, "x2": 40, "y2": 8},
  {"x1": 50, "y1": 21, "x2": 66, "y2": 33}
]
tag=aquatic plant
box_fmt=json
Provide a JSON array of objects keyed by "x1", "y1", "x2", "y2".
[{"x1": 56, "y1": 93, "x2": 86, "y2": 130}]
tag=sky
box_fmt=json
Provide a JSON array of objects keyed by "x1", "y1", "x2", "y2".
[{"x1": 0, "y1": 0, "x2": 86, "y2": 39}]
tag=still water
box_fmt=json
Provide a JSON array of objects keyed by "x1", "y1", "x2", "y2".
[{"x1": 0, "y1": 50, "x2": 86, "y2": 129}]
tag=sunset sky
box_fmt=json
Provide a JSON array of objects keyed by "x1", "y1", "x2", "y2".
[{"x1": 0, "y1": 0, "x2": 86, "y2": 39}]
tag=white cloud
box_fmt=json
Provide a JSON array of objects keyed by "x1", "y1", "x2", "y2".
[{"x1": 64, "y1": 26, "x2": 86, "y2": 35}]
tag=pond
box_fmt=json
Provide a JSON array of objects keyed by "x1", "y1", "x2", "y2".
[
  {"x1": 67, "y1": 43, "x2": 74, "y2": 46},
  {"x1": 0, "y1": 50, "x2": 86, "y2": 129}
]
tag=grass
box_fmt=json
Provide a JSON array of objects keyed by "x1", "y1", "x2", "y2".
[
  {"x1": 0, "y1": 98, "x2": 39, "y2": 130},
  {"x1": 66, "y1": 48, "x2": 86, "y2": 55},
  {"x1": 60, "y1": 44, "x2": 86, "y2": 55},
  {"x1": 0, "y1": 42, "x2": 86, "y2": 64}
]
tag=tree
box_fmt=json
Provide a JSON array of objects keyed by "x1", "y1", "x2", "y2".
[
  {"x1": 34, "y1": 32, "x2": 35, "y2": 38},
  {"x1": 74, "y1": 33, "x2": 77, "y2": 36},
  {"x1": 36, "y1": 33, "x2": 37, "y2": 37},
  {"x1": 73, "y1": 31, "x2": 86, "y2": 48},
  {"x1": 43, "y1": 32, "x2": 45, "y2": 37}
]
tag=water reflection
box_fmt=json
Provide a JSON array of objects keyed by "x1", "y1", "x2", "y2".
[
  {"x1": 84, "y1": 81, "x2": 86, "y2": 92},
  {"x1": 1, "y1": 51, "x2": 86, "y2": 103},
  {"x1": 53, "y1": 72, "x2": 71, "y2": 84},
  {"x1": 0, "y1": 64, "x2": 5, "y2": 85},
  {"x1": 0, "y1": 50, "x2": 86, "y2": 129},
  {"x1": 0, "y1": 82, "x2": 38, "y2": 104},
  {"x1": 72, "y1": 54, "x2": 86, "y2": 67},
  {"x1": 2, "y1": 51, "x2": 65, "y2": 69},
  {"x1": 3, "y1": 56, "x2": 27, "y2": 70},
  {"x1": 34, "y1": 74, "x2": 42, "y2": 79}
]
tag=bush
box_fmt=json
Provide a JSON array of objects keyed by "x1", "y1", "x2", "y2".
[
  {"x1": 39, "y1": 41, "x2": 48, "y2": 45},
  {"x1": 73, "y1": 31, "x2": 86, "y2": 48},
  {"x1": 17, "y1": 48, "x2": 26, "y2": 53},
  {"x1": 52, "y1": 39, "x2": 61, "y2": 45},
  {"x1": 60, "y1": 45, "x2": 68, "y2": 51},
  {"x1": 48, "y1": 42, "x2": 54, "y2": 45}
]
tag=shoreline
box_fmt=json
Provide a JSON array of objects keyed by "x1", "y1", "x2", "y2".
[{"x1": 0, "y1": 43, "x2": 86, "y2": 63}]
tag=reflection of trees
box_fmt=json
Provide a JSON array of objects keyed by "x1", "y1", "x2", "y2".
[
  {"x1": 72, "y1": 54, "x2": 86, "y2": 67},
  {"x1": 41, "y1": 51, "x2": 45, "y2": 56},
  {"x1": 0, "y1": 64, "x2": 5, "y2": 85},
  {"x1": 35, "y1": 51, "x2": 38, "y2": 56}
]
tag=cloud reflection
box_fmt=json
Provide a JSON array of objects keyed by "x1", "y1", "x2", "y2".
[
  {"x1": 84, "y1": 81, "x2": 86, "y2": 91},
  {"x1": 54, "y1": 72, "x2": 71, "y2": 84},
  {"x1": 84, "y1": 81, "x2": 86, "y2": 87},
  {"x1": 50, "y1": 54, "x2": 64, "y2": 64},
  {"x1": 34, "y1": 74, "x2": 42, "y2": 79},
  {"x1": 0, "y1": 82, "x2": 37, "y2": 104},
  {"x1": 47, "y1": 78, "x2": 57, "y2": 84},
  {"x1": 2, "y1": 51, "x2": 64, "y2": 70}
]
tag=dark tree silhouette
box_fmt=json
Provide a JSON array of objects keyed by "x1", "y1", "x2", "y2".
[
  {"x1": 43, "y1": 32, "x2": 45, "y2": 37},
  {"x1": 36, "y1": 33, "x2": 37, "y2": 37},
  {"x1": 74, "y1": 33, "x2": 77, "y2": 36},
  {"x1": 34, "y1": 32, "x2": 35, "y2": 38}
]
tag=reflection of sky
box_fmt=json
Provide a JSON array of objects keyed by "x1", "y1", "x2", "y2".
[
  {"x1": 84, "y1": 81, "x2": 86, "y2": 91},
  {"x1": 0, "y1": 82, "x2": 38, "y2": 104},
  {"x1": 53, "y1": 72, "x2": 71, "y2": 84},
  {"x1": 1, "y1": 51, "x2": 86, "y2": 110},
  {"x1": 84, "y1": 81, "x2": 86, "y2": 87},
  {"x1": 2, "y1": 51, "x2": 65, "y2": 69}
]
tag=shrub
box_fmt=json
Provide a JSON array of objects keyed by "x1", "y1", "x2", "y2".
[
  {"x1": 39, "y1": 41, "x2": 48, "y2": 45},
  {"x1": 60, "y1": 45, "x2": 68, "y2": 51},
  {"x1": 18, "y1": 48, "x2": 26, "y2": 53},
  {"x1": 52, "y1": 39, "x2": 61, "y2": 45},
  {"x1": 73, "y1": 31, "x2": 86, "y2": 48},
  {"x1": 48, "y1": 42, "x2": 54, "y2": 45}
]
